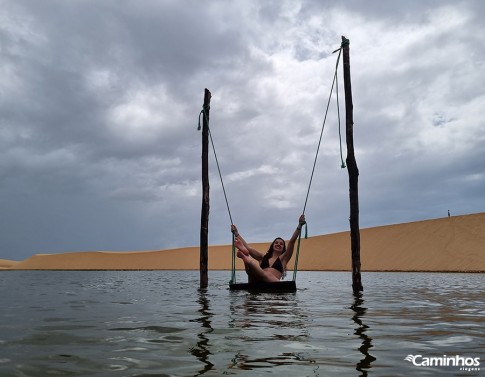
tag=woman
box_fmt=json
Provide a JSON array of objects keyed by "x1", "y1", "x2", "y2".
[{"x1": 231, "y1": 214, "x2": 305, "y2": 283}]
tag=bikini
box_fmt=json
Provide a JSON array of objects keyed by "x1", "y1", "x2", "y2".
[{"x1": 260, "y1": 255, "x2": 284, "y2": 274}]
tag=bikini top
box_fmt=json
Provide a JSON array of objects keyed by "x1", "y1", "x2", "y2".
[{"x1": 260, "y1": 255, "x2": 284, "y2": 274}]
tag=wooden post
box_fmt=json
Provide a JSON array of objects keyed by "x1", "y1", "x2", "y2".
[
  {"x1": 200, "y1": 88, "x2": 211, "y2": 289},
  {"x1": 342, "y1": 36, "x2": 363, "y2": 292}
]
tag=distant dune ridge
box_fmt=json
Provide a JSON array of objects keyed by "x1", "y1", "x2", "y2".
[{"x1": 2, "y1": 213, "x2": 484, "y2": 272}]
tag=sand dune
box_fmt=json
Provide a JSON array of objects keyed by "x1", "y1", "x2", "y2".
[
  {"x1": 4, "y1": 213, "x2": 485, "y2": 272},
  {"x1": 0, "y1": 259, "x2": 18, "y2": 270}
]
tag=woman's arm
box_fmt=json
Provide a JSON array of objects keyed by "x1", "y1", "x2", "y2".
[
  {"x1": 280, "y1": 214, "x2": 305, "y2": 264},
  {"x1": 231, "y1": 225, "x2": 264, "y2": 261}
]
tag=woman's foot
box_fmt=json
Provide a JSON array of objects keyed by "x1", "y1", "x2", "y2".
[
  {"x1": 236, "y1": 250, "x2": 251, "y2": 264},
  {"x1": 234, "y1": 237, "x2": 249, "y2": 256},
  {"x1": 235, "y1": 237, "x2": 251, "y2": 264}
]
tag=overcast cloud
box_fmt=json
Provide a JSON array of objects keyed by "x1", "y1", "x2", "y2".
[{"x1": 1, "y1": 0, "x2": 484, "y2": 261}]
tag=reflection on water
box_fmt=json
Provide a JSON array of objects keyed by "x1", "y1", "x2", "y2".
[
  {"x1": 229, "y1": 291, "x2": 307, "y2": 330},
  {"x1": 0, "y1": 271, "x2": 483, "y2": 376},
  {"x1": 190, "y1": 288, "x2": 214, "y2": 376},
  {"x1": 226, "y1": 291, "x2": 319, "y2": 374},
  {"x1": 351, "y1": 292, "x2": 376, "y2": 376}
]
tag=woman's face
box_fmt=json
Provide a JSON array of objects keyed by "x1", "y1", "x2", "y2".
[{"x1": 273, "y1": 238, "x2": 285, "y2": 252}]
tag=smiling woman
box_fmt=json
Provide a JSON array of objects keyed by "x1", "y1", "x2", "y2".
[{"x1": 230, "y1": 214, "x2": 305, "y2": 283}]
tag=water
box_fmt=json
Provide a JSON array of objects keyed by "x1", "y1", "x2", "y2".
[{"x1": 0, "y1": 271, "x2": 483, "y2": 376}]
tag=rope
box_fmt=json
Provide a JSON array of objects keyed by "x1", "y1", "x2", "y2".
[
  {"x1": 231, "y1": 233, "x2": 236, "y2": 284},
  {"x1": 335, "y1": 68, "x2": 346, "y2": 168},
  {"x1": 198, "y1": 106, "x2": 234, "y2": 226},
  {"x1": 292, "y1": 44, "x2": 344, "y2": 281},
  {"x1": 292, "y1": 221, "x2": 305, "y2": 281},
  {"x1": 199, "y1": 40, "x2": 346, "y2": 285},
  {"x1": 301, "y1": 47, "x2": 342, "y2": 216},
  {"x1": 198, "y1": 106, "x2": 237, "y2": 283}
]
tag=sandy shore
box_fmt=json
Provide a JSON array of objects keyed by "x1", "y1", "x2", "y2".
[{"x1": 2, "y1": 213, "x2": 485, "y2": 272}]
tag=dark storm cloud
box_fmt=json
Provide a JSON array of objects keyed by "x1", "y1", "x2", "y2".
[{"x1": 0, "y1": 0, "x2": 484, "y2": 261}]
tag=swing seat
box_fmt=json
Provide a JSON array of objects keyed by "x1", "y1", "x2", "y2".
[{"x1": 229, "y1": 280, "x2": 296, "y2": 293}]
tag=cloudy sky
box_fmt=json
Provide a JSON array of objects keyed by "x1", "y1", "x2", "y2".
[{"x1": 1, "y1": 0, "x2": 484, "y2": 261}]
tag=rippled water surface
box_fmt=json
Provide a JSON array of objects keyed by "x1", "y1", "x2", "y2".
[{"x1": 0, "y1": 271, "x2": 483, "y2": 376}]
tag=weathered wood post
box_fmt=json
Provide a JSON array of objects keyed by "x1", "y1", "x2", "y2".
[
  {"x1": 342, "y1": 36, "x2": 363, "y2": 292},
  {"x1": 200, "y1": 88, "x2": 211, "y2": 289}
]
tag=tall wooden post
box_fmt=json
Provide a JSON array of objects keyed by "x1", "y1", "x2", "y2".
[
  {"x1": 200, "y1": 88, "x2": 211, "y2": 289},
  {"x1": 342, "y1": 36, "x2": 363, "y2": 292}
]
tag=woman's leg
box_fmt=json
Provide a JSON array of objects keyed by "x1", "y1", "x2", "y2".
[{"x1": 235, "y1": 238, "x2": 280, "y2": 283}]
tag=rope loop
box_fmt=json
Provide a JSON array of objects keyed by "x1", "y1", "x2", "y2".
[
  {"x1": 197, "y1": 104, "x2": 211, "y2": 131},
  {"x1": 197, "y1": 110, "x2": 203, "y2": 130}
]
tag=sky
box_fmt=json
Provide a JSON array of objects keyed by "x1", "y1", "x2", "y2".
[{"x1": 1, "y1": 0, "x2": 484, "y2": 261}]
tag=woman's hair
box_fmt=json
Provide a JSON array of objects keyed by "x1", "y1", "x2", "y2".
[{"x1": 266, "y1": 237, "x2": 286, "y2": 258}]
